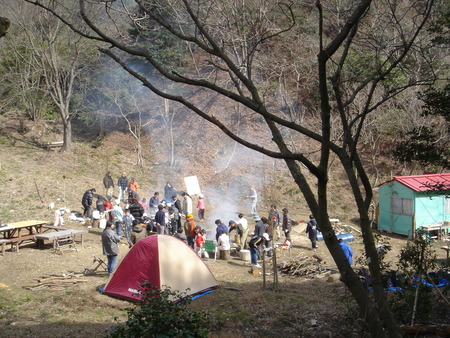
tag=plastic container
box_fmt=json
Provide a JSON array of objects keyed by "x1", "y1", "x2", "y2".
[
  {"x1": 317, "y1": 232, "x2": 354, "y2": 242},
  {"x1": 239, "y1": 249, "x2": 251, "y2": 261}
]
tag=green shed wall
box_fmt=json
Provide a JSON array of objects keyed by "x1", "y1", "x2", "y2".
[
  {"x1": 378, "y1": 181, "x2": 415, "y2": 236},
  {"x1": 378, "y1": 181, "x2": 450, "y2": 237}
]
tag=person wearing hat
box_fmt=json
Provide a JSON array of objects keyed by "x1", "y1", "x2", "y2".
[
  {"x1": 197, "y1": 194, "x2": 205, "y2": 221},
  {"x1": 131, "y1": 222, "x2": 146, "y2": 246},
  {"x1": 306, "y1": 215, "x2": 319, "y2": 250},
  {"x1": 184, "y1": 213, "x2": 196, "y2": 248},
  {"x1": 248, "y1": 216, "x2": 267, "y2": 268}
]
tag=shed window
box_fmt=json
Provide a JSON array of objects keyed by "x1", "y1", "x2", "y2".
[
  {"x1": 445, "y1": 197, "x2": 450, "y2": 215},
  {"x1": 391, "y1": 197, "x2": 412, "y2": 216}
]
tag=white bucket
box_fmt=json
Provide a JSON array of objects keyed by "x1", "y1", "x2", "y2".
[
  {"x1": 239, "y1": 249, "x2": 251, "y2": 261},
  {"x1": 99, "y1": 219, "x2": 106, "y2": 229}
]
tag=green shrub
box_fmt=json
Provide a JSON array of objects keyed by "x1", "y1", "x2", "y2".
[{"x1": 107, "y1": 283, "x2": 210, "y2": 338}]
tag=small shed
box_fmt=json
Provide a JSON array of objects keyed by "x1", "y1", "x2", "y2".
[{"x1": 377, "y1": 173, "x2": 450, "y2": 237}]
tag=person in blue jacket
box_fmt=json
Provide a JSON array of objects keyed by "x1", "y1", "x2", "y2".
[
  {"x1": 215, "y1": 219, "x2": 228, "y2": 241},
  {"x1": 339, "y1": 238, "x2": 353, "y2": 265}
]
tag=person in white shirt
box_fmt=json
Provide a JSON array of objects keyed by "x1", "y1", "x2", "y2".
[
  {"x1": 236, "y1": 213, "x2": 249, "y2": 250},
  {"x1": 182, "y1": 192, "x2": 193, "y2": 216},
  {"x1": 217, "y1": 231, "x2": 231, "y2": 260}
]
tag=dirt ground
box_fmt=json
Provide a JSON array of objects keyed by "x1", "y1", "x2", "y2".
[
  {"x1": 0, "y1": 127, "x2": 448, "y2": 337},
  {"x1": 1, "y1": 215, "x2": 449, "y2": 338}
]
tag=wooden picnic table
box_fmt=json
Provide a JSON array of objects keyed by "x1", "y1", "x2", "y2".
[
  {"x1": 420, "y1": 223, "x2": 450, "y2": 240},
  {"x1": 0, "y1": 220, "x2": 47, "y2": 254},
  {"x1": 35, "y1": 229, "x2": 88, "y2": 251}
]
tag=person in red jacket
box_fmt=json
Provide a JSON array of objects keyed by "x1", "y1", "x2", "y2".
[{"x1": 103, "y1": 197, "x2": 114, "y2": 221}]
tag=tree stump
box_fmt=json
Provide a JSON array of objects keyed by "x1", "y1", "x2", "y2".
[{"x1": 219, "y1": 250, "x2": 230, "y2": 260}]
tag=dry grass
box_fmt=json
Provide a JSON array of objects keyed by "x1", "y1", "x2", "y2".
[{"x1": 0, "y1": 120, "x2": 448, "y2": 337}]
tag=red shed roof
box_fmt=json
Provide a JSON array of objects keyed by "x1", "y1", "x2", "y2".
[{"x1": 382, "y1": 173, "x2": 450, "y2": 192}]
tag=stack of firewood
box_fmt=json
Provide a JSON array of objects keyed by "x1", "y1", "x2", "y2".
[
  {"x1": 23, "y1": 273, "x2": 87, "y2": 291},
  {"x1": 278, "y1": 253, "x2": 331, "y2": 277}
]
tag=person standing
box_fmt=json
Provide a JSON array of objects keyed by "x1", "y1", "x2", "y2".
[
  {"x1": 182, "y1": 192, "x2": 193, "y2": 217},
  {"x1": 268, "y1": 205, "x2": 281, "y2": 240},
  {"x1": 236, "y1": 213, "x2": 249, "y2": 250},
  {"x1": 248, "y1": 188, "x2": 258, "y2": 215},
  {"x1": 102, "y1": 220, "x2": 121, "y2": 275},
  {"x1": 81, "y1": 188, "x2": 96, "y2": 220},
  {"x1": 184, "y1": 213, "x2": 196, "y2": 248},
  {"x1": 149, "y1": 192, "x2": 160, "y2": 216},
  {"x1": 339, "y1": 238, "x2": 353, "y2": 265},
  {"x1": 103, "y1": 172, "x2": 114, "y2": 198},
  {"x1": 282, "y1": 208, "x2": 292, "y2": 240},
  {"x1": 164, "y1": 182, "x2": 176, "y2": 202},
  {"x1": 122, "y1": 209, "x2": 135, "y2": 243},
  {"x1": 117, "y1": 173, "x2": 128, "y2": 202},
  {"x1": 172, "y1": 195, "x2": 182, "y2": 231},
  {"x1": 249, "y1": 216, "x2": 265, "y2": 267},
  {"x1": 197, "y1": 194, "x2": 205, "y2": 221},
  {"x1": 155, "y1": 204, "x2": 166, "y2": 235},
  {"x1": 112, "y1": 199, "x2": 124, "y2": 237},
  {"x1": 306, "y1": 215, "x2": 319, "y2": 250},
  {"x1": 129, "y1": 198, "x2": 144, "y2": 224}
]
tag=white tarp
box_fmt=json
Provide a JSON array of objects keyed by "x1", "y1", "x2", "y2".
[{"x1": 184, "y1": 176, "x2": 201, "y2": 196}]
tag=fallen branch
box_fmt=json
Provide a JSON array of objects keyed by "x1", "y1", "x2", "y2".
[{"x1": 34, "y1": 179, "x2": 44, "y2": 204}]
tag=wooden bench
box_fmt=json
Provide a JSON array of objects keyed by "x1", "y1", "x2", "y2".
[
  {"x1": 0, "y1": 239, "x2": 10, "y2": 255},
  {"x1": 43, "y1": 141, "x2": 64, "y2": 150},
  {"x1": 42, "y1": 225, "x2": 69, "y2": 232},
  {"x1": 2, "y1": 234, "x2": 37, "y2": 253},
  {"x1": 35, "y1": 229, "x2": 88, "y2": 251}
]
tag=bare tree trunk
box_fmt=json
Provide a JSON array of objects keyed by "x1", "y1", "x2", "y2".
[{"x1": 62, "y1": 114, "x2": 72, "y2": 152}]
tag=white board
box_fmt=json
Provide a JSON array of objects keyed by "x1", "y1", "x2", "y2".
[{"x1": 184, "y1": 176, "x2": 201, "y2": 196}]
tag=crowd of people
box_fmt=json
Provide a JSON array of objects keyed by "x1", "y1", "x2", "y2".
[{"x1": 87, "y1": 172, "x2": 353, "y2": 274}]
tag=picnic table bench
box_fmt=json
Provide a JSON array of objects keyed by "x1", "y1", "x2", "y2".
[
  {"x1": 42, "y1": 225, "x2": 69, "y2": 232},
  {"x1": 0, "y1": 220, "x2": 47, "y2": 254},
  {"x1": 35, "y1": 229, "x2": 88, "y2": 251}
]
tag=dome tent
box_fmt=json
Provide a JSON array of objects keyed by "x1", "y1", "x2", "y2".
[{"x1": 103, "y1": 235, "x2": 218, "y2": 302}]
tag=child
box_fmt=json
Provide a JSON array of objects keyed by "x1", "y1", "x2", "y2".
[
  {"x1": 195, "y1": 228, "x2": 209, "y2": 259},
  {"x1": 197, "y1": 194, "x2": 205, "y2": 221},
  {"x1": 122, "y1": 209, "x2": 135, "y2": 244},
  {"x1": 193, "y1": 225, "x2": 202, "y2": 256}
]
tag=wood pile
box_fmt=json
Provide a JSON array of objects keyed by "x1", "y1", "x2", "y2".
[
  {"x1": 23, "y1": 273, "x2": 88, "y2": 291},
  {"x1": 278, "y1": 253, "x2": 331, "y2": 277}
]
